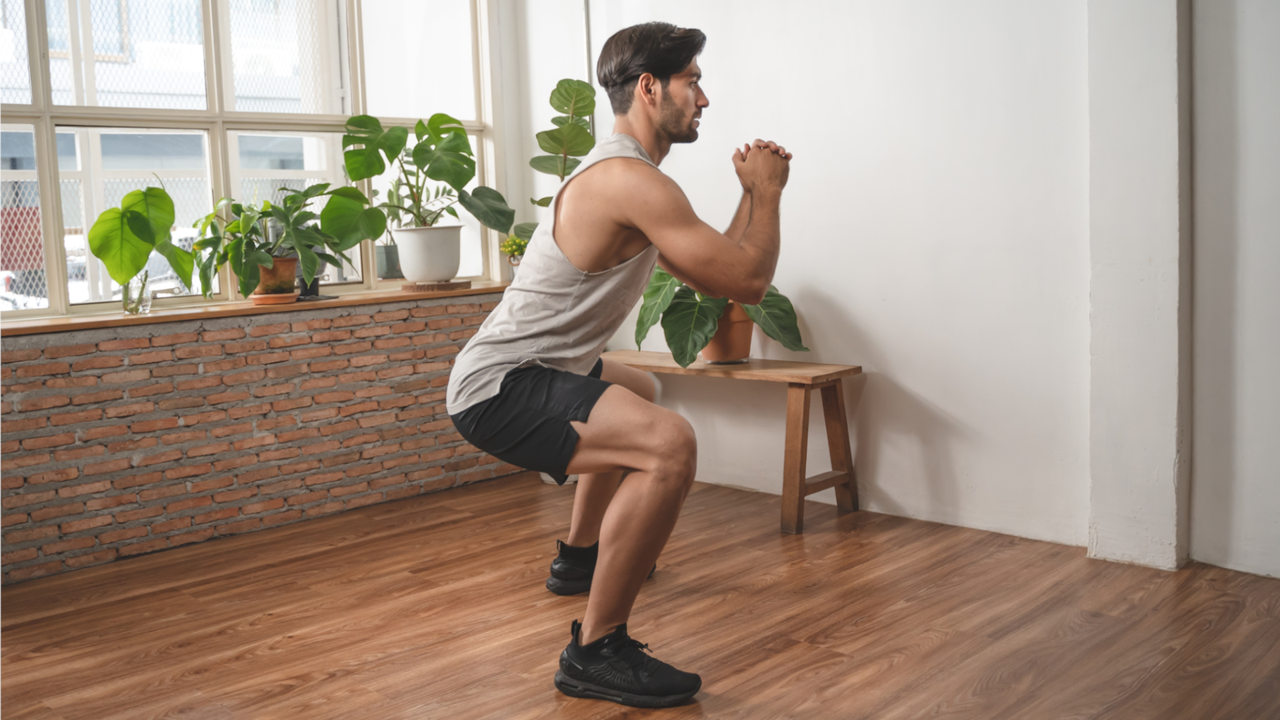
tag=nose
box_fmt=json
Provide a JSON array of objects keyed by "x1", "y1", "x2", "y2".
[{"x1": 698, "y1": 88, "x2": 709, "y2": 108}]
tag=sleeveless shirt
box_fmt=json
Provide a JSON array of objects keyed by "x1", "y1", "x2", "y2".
[{"x1": 445, "y1": 133, "x2": 662, "y2": 415}]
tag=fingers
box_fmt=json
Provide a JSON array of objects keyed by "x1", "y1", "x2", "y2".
[{"x1": 749, "y1": 139, "x2": 793, "y2": 160}]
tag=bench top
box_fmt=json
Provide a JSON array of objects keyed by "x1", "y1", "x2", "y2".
[{"x1": 602, "y1": 350, "x2": 862, "y2": 386}]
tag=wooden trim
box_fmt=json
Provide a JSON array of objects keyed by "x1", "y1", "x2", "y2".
[
  {"x1": 0, "y1": 284, "x2": 508, "y2": 337},
  {"x1": 602, "y1": 350, "x2": 862, "y2": 386}
]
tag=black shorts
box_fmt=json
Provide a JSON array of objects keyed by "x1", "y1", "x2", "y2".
[{"x1": 450, "y1": 358, "x2": 609, "y2": 485}]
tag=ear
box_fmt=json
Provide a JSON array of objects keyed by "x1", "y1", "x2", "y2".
[{"x1": 635, "y1": 72, "x2": 660, "y2": 108}]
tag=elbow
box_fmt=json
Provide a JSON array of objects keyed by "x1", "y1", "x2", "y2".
[{"x1": 731, "y1": 280, "x2": 769, "y2": 306}]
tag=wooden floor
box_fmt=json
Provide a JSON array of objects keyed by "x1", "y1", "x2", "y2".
[{"x1": 3, "y1": 474, "x2": 1279, "y2": 720}]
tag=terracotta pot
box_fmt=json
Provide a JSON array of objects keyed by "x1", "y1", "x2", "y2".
[
  {"x1": 701, "y1": 301, "x2": 754, "y2": 364},
  {"x1": 251, "y1": 256, "x2": 299, "y2": 305}
]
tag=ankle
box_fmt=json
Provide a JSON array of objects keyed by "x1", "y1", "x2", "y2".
[
  {"x1": 565, "y1": 532, "x2": 599, "y2": 548},
  {"x1": 577, "y1": 622, "x2": 617, "y2": 647}
]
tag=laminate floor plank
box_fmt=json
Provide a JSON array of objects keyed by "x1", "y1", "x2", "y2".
[{"x1": 4, "y1": 472, "x2": 1279, "y2": 720}]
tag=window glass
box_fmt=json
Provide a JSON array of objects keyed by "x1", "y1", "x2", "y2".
[
  {"x1": 226, "y1": 0, "x2": 349, "y2": 114},
  {"x1": 1, "y1": 126, "x2": 49, "y2": 309},
  {"x1": 59, "y1": 128, "x2": 213, "y2": 305},
  {"x1": 363, "y1": 0, "x2": 476, "y2": 121},
  {"x1": 1, "y1": 0, "x2": 33, "y2": 104},
  {"x1": 47, "y1": 0, "x2": 208, "y2": 110}
]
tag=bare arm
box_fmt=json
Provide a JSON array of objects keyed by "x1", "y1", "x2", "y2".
[{"x1": 724, "y1": 191, "x2": 752, "y2": 241}]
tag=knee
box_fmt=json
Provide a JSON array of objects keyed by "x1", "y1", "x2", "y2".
[{"x1": 647, "y1": 417, "x2": 697, "y2": 489}]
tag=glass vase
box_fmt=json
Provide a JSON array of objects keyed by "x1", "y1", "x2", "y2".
[{"x1": 123, "y1": 272, "x2": 152, "y2": 315}]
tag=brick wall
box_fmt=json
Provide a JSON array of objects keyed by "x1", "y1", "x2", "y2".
[{"x1": 0, "y1": 292, "x2": 519, "y2": 584}]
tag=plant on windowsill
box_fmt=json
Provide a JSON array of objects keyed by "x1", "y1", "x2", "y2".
[
  {"x1": 634, "y1": 268, "x2": 810, "y2": 368},
  {"x1": 87, "y1": 185, "x2": 196, "y2": 315},
  {"x1": 341, "y1": 113, "x2": 515, "y2": 285},
  {"x1": 193, "y1": 183, "x2": 384, "y2": 305},
  {"x1": 504, "y1": 78, "x2": 600, "y2": 265}
]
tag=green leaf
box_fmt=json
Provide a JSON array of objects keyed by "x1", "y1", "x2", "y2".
[
  {"x1": 415, "y1": 119, "x2": 429, "y2": 143},
  {"x1": 742, "y1": 287, "x2": 810, "y2": 352},
  {"x1": 153, "y1": 240, "x2": 195, "y2": 291},
  {"x1": 536, "y1": 123, "x2": 595, "y2": 157},
  {"x1": 296, "y1": 241, "x2": 320, "y2": 286},
  {"x1": 321, "y1": 192, "x2": 386, "y2": 247},
  {"x1": 550, "y1": 79, "x2": 596, "y2": 117},
  {"x1": 426, "y1": 113, "x2": 467, "y2": 140},
  {"x1": 457, "y1": 187, "x2": 514, "y2": 234},
  {"x1": 531, "y1": 196, "x2": 553, "y2": 207},
  {"x1": 661, "y1": 287, "x2": 728, "y2": 368},
  {"x1": 343, "y1": 115, "x2": 388, "y2": 181},
  {"x1": 513, "y1": 222, "x2": 538, "y2": 241},
  {"x1": 377, "y1": 126, "x2": 409, "y2": 162},
  {"x1": 87, "y1": 208, "x2": 153, "y2": 286},
  {"x1": 122, "y1": 187, "x2": 175, "y2": 246},
  {"x1": 326, "y1": 186, "x2": 369, "y2": 203},
  {"x1": 414, "y1": 137, "x2": 476, "y2": 191},
  {"x1": 551, "y1": 115, "x2": 592, "y2": 131},
  {"x1": 636, "y1": 268, "x2": 681, "y2": 349},
  {"x1": 530, "y1": 155, "x2": 581, "y2": 176}
]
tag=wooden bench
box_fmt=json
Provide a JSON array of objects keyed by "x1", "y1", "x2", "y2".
[{"x1": 602, "y1": 350, "x2": 863, "y2": 534}]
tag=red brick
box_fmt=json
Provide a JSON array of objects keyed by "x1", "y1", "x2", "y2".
[
  {"x1": 237, "y1": 466, "x2": 280, "y2": 484},
  {"x1": 383, "y1": 454, "x2": 420, "y2": 470},
  {"x1": 247, "y1": 351, "x2": 291, "y2": 366},
  {"x1": 223, "y1": 368, "x2": 267, "y2": 385},
  {"x1": 389, "y1": 350, "x2": 426, "y2": 363},
  {"x1": 202, "y1": 357, "x2": 248, "y2": 373},
  {"x1": 341, "y1": 432, "x2": 380, "y2": 448},
  {"x1": 158, "y1": 398, "x2": 205, "y2": 411},
  {"x1": 22, "y1": 433, "x2": 76, "y2": 451},
  {"x1": 393, "y1": 378, "x2": 434, "y2": 393},
  {"x1": 203, "y1": 328, "x2": 246, "y2": 342},
  {"x1": 216, "y1": 518, "x2": 260, "y2": 535},
  {"x1": 429, "y1": 376, "x2": 450, "y2": 388},
  {"x1": 161, "y1": 430, "x2": 207, "y2": 445},
  {"x1": 2, "y1": 475, "x2": 24, "y2": 490},
  {"x1": 214, "y1": 488, "x2": 256, "y2": 503},
  {"x1": 269, "y1": 335, "x2": 311, "y2": 349},
  {"x1": 207, "y1": 390, "x2": 249, "y2": 405},
  {"x1": 293, "y1": 319, "x2": 331, "y2": 332},
  {"x1": 260, "y1": 478, "x2": 303, "y2": 495},
  {"x1": 166, "y1": 496, "x2": 213, "y2": 513},
  {"x1": 100, "y1": 527, "x2": 149, "y2": 544},
  {"x1": 353, "y1": 326, "x2": 390, "y2": 339},
  {"x1": 105, "y1": 401, "x2": 155, "y2": 418},
  {"x1": 287, "y1": 490, "x2": 328, "y2": 506},
  {"x1": 3, "y1": 417, "x2": 47, "y2": 432},
  {"x1": 356, "y1": 387, "x2": 392, "y2": 398},
  {"x1": 271, "y1": 397, "x2": 311, "y2": 412},
  {"x1": 31, "y1": 502, "x2": 85, "y2": 521},
  {"x1": 16, "y1": 362, "x2": 71, "y2": 378},
  {"x1": 6, "y1": 524, "x2": 59, "y2": 544},
  {"x1": 410, "y1": 306, "x2": 448, "y2": 317},
  {"x1": 119, "y1": 538, "x2": 169, "y2": 557},
  {"x1": 151, "y1": 332, "x2": 200, "y2": 346},
  {"x1": 375, "y1": 337, "x2": 413, "y2": 350},
  {"x1": 174, "y1": 344, "x2": 223, "y2": 360},
  {"x1": 320, "y1": 420, "x2": 358, "y2": 437},
  {"x1": 334, "y1": 342, "x2": 374, "y2": 356},
  {"x1": 166, "y1": 463, "x2": 212, "y2": 480},
  {"x1": 397, "y1": 407, "x2": 434, "y2": 422},
  {"x1": 349, "y1": 354, "x2": 389, "y2": 369},
  {"x1": 18, "y1": 395, "x2": 71, "y2": 412},
  {"x1": 409, "y1": 467, "x2": 446, "y2": 483},
  {"x1": 128, "y1": 382, "x2": 174, "y2": 398},
  {"x1": 280, "y1": 459, "x2": 321, "y2": 475},
  {"x1": 315, "y1": 391, "x2": 355, "y2": 405},
  {"x1": 308, "y1": 359, "x2": 349, "y2": 373},
  {"x1": 191, "y1": 476, "x2": 234, "y2": 493},
  {"x1": 340, "y1": 401, "x2": 379, "y2": 417},
  {"x1": 262, "y1": 509, "x2": 302, "y2": 527},
  {"x1": 2, "y1": 348, "x2": 42, "y2": 362},
  {"x1": 345, "y1": 463, "x2": 382, "y2": 478},
  {"x1": 304, "y1": 472, "x2": 344, "y2": 487},
  {"x1": 312, "y1": 330, "x2": 352, "y2": 343},
  {"x1": 192, "y1": 507, "x2": 239, "y2": 525},
  {"x1": 437, "y1": 432, "x2": 463, "y2": 445},
  {"x1": 257, "y1": 416, "x2": 297, "y2": 431},
  {"x1": 428, "y1": 318, "x2": 462, "y2": 331},
  {"x1": 188, "y1": 441, "x2": 232, "y2": 457},
  {"x1": 149, "y1": 517, "x2": 191, "y2": 534},
  {"x1": 2, "y1": 512, "x2": 28, "y2": 528},
  {"x1": 374, "y1": 309, "x2": 410, "y2": 322},
  {"x1": 330, "y1": 481, "x2": 370, "y2": 497},
  {"x1": 379, "y1": 396, "x2": 416, "y2": 411},
  {"x1": 300, "y1": 440, "x2": 341, "y2": 455},
  {"x1": 257, "y1": 448, "x2": 300, "y2": 462},
  {"x1": 339, "y1": 371, "x2": 378, "y2": 385},
  {"x1": 176, "y1": 376, "x2": 223, "y2": 391},
  {"x1": 83, "y1": 459, "x2": 131, "y2": 476},
  {"x1": 180, "y1": 410, "x2": 226, "y2": 426},
  {"x1": 332, "y1": 315, "x2": 372, "y2": 328},
  {"x1": 445, "y1": 458, "x2": 479, "y2": 473},
  {"x1": 300, "y1": 377, "x2": 337, "y2": 391},
  {"x1": 391, "y1": 321, "x2": 427, "y2": 334},
  {"x1": 378, "y1": 366, "x2": 416, "y2": 381},
  {"x1": 152, "y1": 364, "x2": 200, "y2": 378},
  {"x1": 344, "y1": 493, "x2": 382, "y2": 510},
  {"x1": 63, "y1": 548, "x2": 119, "y2": 568},
  {"x1": 60, "y1": 514, "x2": 114, "y2": 533},
  {"x1": 251, "y1": 383, "x2": 294, "y2": 398},
  {"x1": 132, "y1": 418, "x2": 180, "y2": 433},
  {"x1": 139, "y1": 484, "x2": 189, "y2": 502},
  {"x1": 449, "y1": 329, "x2": 480, "y2": 341},
  {"x1": 128, "y1": 350, "x2": 172, "y2": 365},
  {"x1": 419, "y1": 448, "x2": 455, "y2": 463},
  {"x1": 290, "y1": 346, "x2": 333, "y2": 361},
  {"x1": 242, "y1": 498, "x2": 285, "y2": 515},
  {"x1": 380, "y1": 427, "x2": 417, "y2": 441},
  {"x1": 425, "y1": 345, "x2": 460, "y2": 359},
  {"x1": 72, "y1": 356, "x2": 125, "y2": 371},
  {"x1": 300, "y1": 408, "x2": 340, "y2": 423},
  {"x1": 233, "y1": 435, "x2": 275, "y2": 452},
  {"x1": 249, "y1": 322, "x2": 291, "y2": 338},
  {"x1": 277, "y1": 428, "x2": 320, "y2": 443},
  {"x1": 480, "y1": 302, "x2": 498, "y2": 311},
  {"x1": 305, "y1": 501, "x2": 344, "y2": 517},
  {"x1": 361, "y1": 444, "x2": 401, "y2": 460},
  {"x1": 223, "y1": 340, "x2": 268, "y2": 355},
  {"x1": 322, "y1": 451, "x2": 361, "y2": 468},
  {"x1": 87, "y1": 493, "x2": 137, "y2": 511},
  {"x1": 45, "y1": 376, "x2": 99, "y2": 389},
  {"x1": 446, "y1": 303, "x2": 480, "y2": 315},
  {"x1": 227, "y1": 403, "x2": 271, "y2": 420},
  {"x1": 169, "y1": 527, "x2": 216, "y2": 547},
  {"x1": 99, "y1": 338, "x2": 150, "y2": 352},
  {"x1": 42, "y1": 536, "x2": 97, "y2": 555},
  {"x1": 213, "y1": 455, "x2": 257, "y2": 472},
  {"x1": 113, "y1": 471, "x2": 163, "y2": 490},
  {"x1": 266, "y1": 363, "x2": 308, "y2": 380},
  {"x1": 414, "y1": 361, "x2": 450, "y2": 374},
  {"x1": 358, "y1": 413, "x2": 397, "y2": 429}
]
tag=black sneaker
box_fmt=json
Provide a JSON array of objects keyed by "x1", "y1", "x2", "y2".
[
  {"x1": 554, "y1": 620, "x2": 701, "y2": 708},
  {"x1": 546, "y1": 541, "x2": 656, "y2": 596}
]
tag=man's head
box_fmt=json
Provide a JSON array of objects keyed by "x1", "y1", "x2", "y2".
[{"x1": 597, "y1": 22, "x2": 708, "y2": 143}]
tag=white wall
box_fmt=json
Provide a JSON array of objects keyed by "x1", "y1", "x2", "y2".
[
  {"x1": 1191, "y1": 0, "x2": 1280, "y2": 578},
  {"x1": 577, "y1": 0, "x2": 1092, "y2": 545}
]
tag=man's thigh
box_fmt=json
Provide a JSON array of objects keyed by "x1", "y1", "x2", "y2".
[
  {"x1": 567, "y1": 384, "x2": 689, "y2": 476},
  {"x1": 599, "y1": 358, "x2": 656, "y2": 403}
]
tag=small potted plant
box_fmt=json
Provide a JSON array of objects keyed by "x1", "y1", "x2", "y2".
[
  {"x1": 635, "y1": 268, "x2": 810, "y2": 367},
  {"x1": 499, "y1": 234, "x2": 528, "y2": 277},
  {"x1": 87, "y1": 185, "x2": 196, "y2": 314},
  {"x1": 194, "y1": 183, "x2": 382, "y2": 304},
  {"x1": 374, "y1": 226, "x2": 403, "y2": 279},
  {"x1": 342, "y1": 113, "x2": 514, "y2": 284}
]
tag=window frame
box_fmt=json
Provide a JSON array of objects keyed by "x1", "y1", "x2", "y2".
[{"x1": 0, "y1": 0, "x2": 505, "y2": 321}]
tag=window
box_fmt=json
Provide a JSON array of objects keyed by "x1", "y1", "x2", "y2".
[{"x1": 0, "y1": 0, "x2": 499, "y2": 320}]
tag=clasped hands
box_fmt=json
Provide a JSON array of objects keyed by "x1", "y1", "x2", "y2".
[{"x1": 733, "y1": 138, "x2": 792, "y2": 193}]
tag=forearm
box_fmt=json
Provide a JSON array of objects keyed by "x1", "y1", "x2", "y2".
[
  {"x1": 724, "y1": 191, "x2": 751, "y2": 241},
  {"x1": 735, "y1": 188, "x2": 782, "y2": 300}
]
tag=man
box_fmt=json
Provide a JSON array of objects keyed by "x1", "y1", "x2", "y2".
[{"x1": 446, "y1": 22, "x2": 790, "y2": 708}]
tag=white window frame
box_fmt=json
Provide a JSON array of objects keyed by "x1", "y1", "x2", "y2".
[{"x1": 0, "y1": 0, "x2": 505, "y2": 321}]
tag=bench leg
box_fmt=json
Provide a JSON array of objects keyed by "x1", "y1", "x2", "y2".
[
  {"x1": 821, "y1": 380, "x2": 859, "y2": 512},
  {"x1": 782, "y1": 383, "x2": 811, "y2": 534}
]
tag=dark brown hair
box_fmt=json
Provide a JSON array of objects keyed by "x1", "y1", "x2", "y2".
[{"x1": 596, "y1": 22, "x2": 706, "y2": 115}]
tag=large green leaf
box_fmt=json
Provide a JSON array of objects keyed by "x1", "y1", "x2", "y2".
[
  {"x1": 742, "y1": 287, "x2": 810, "y2": 352},
  {"x1": 551, "y1": 115, "x2": 591, "y2": 131},
  {"x1": 530, "y1": 155, "x2": 581, "y2": 177},
  {"x1": 458, "y1": 187, "x2": 514, "y2": 234},
  {"x1": 636, "y1": 268, "x2": 682, "y2": 349},
  {"x1": 426, "y1": 113, "x2": 467, "y2": 140},
  {"x1": 321, "y1": 191, "x2": 386, "y2": 247},
  {"x1": 414, "y1": 136, "x2": 476, "y2": 191},
  {"x1": 512, "y1": 222, "x2": 538, "y2": 241},
  {"x1": 88, "y1": 208, "x2": 153, "y2": 286},
  {"x1": 550, "y1": 79, "x2": 595, "y2": 117},
  {"x1": 343, "y1": 115, "x2": 388, "y2": 181},
  {"x1": 121, "y1": 187, "x2": 175, "y2": 246},
  {"x1": 152, "y1": 240, "x2": 195, "y2": 291},
  {"x1": 661, "y1": 286, "x2": 728, "y2": 368},
  {"x1": 536, "y1": 123, "x2": 595, "y2": 157},
  {"x1": 295, "y1": 241, "x2": 321, "y2": 286}
]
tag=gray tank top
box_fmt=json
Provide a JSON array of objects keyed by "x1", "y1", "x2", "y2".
[{"x1": 446, "y1": 133, "x2": 661, "y2": 415}]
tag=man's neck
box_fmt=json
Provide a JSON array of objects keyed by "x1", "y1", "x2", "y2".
[{"x1": 612, "y1": 116, "x2": 671, "y2": 166}]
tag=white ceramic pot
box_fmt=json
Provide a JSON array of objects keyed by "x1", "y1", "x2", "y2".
[{"x1": 394, "y1": 225, "x2": 462, "y2": 283}]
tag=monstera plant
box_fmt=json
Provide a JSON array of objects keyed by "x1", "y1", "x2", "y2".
[
  {"x1": 635, "y1": 268, "x2": 810, "y2": 367},
  {"x1": 87, "y1": 185, "x2": 195, "y2": 314}
]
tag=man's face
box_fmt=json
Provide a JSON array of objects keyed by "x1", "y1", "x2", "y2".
[{"x1": 658, "y1": 59, "x2": 709, "y2": 144}]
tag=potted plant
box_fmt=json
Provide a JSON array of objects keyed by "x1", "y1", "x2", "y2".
[
  {"x1": 634, "y1": 268, "x2": 810, "y2": 367},
  {"x1": 194, "y1": 183, "x2": 383, "y2": 304},
  {"x1": 499, "y1": 234, "x2": 528, "y2": 277},
  {"x1": 374, "y1": 231, "x2": 403, "y2": 280},
  {"x1": 87, "y1": 185, "x2": 196, "y2": 314},
  {"x1": 342, "y1": 113, "x2": 514, "y2": 283}
]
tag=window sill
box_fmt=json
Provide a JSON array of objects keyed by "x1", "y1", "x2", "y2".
[{"x1": 0, "y1": 282, "x2": 509, "y2": 337}]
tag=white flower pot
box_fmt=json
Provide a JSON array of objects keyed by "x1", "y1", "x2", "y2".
[{"x1": 394, "y1": 225, "x2": 462, "y2": 283}]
